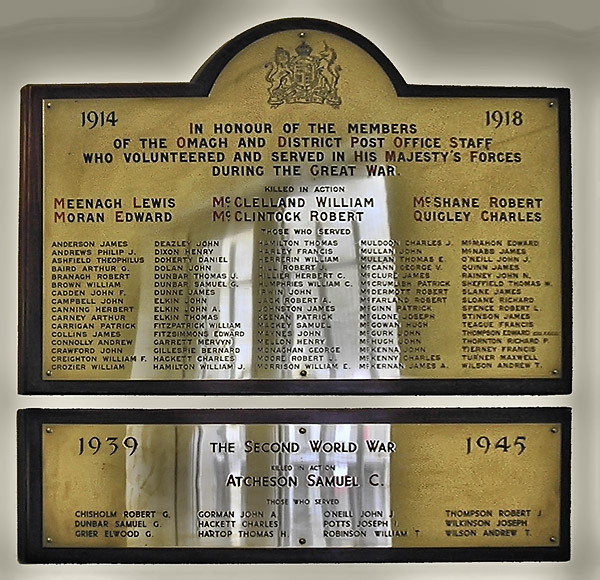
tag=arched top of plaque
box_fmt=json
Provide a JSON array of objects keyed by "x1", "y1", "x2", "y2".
[{"x1": 190, "y1": 18, "x2": 408, "y2": 101}]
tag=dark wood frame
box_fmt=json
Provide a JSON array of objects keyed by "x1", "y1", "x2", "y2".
[
  {"x1": 18, "y1": 406, "x2": 571, "y2": 564},
  {"x1": 19, "y1": 18, "x2": 572, "y2": 395}
]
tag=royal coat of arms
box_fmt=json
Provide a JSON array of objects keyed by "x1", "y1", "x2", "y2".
[{"x1": 265, "y1": 40, "x2": 342, "y2": 108}]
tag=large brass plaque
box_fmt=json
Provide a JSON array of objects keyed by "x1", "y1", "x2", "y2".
[
  {"x1": 20, "y1": 19, "x2": 571, "y2": 393},
  {"x1": 18, "y1": 408, "x2": 570, "y2": 563}
]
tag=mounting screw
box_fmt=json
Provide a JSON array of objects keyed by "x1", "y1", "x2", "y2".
[
  {"x1": 300, "y1": 369, "x2": 307, "y2": 377},
  {"x1": 45, "y1": 427, "x2": 53, "y2": 434},
  {"x1": 46, "y1": 370, "x2": 52, "y2": 377},
  {"x1": 46, "y1": 102, "x2": 52, "y2": 108},
  {"x1": 46, "y1": 537, "x2": 53, "y2": 543},
  {"x1": 299, "y1": 427, "x2": 307, "y2": 435},
  {"x1": 550, "y1": 427, "x2": 558, "y2": 434},
  {"x1": 299, "y1": 32, "x2": 305, "y2": 38},
  {"x1": 549, "y1": 101, "x2": 555, "y2": 108},
  {"x1": 299, "y1": 537, "x2": 306, "y2": 545},
  {"x1": 552, "y1": 369, "x2": 559, "y2": 375},
  {"x1": 549, "y1": 536, "x2": 557, "y2": 543}
]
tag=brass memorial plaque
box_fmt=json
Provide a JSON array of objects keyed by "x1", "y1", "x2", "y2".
[
  {"x1": 20, "y1": 19, "x2": 571, "y2": 393},
  {"x1": 18, "y1": 408, "x2": 570, "y2": 563}
]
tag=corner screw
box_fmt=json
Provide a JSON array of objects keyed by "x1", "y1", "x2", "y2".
[
  {"x1": 299, "y1": 32, "x2": 305, "y2": 38},
  {"x1": 550, "y1": 536, "x2": 557, "y2": 543},
  {"x1": 549, "y1": 101, "x2": 555, "y2": 108},
  {"x1": 46, "y1": 537, "x2": 53, "y2": 543},
  {"x1": 46, "y1": 370, "x2": 52, "y2": 377},
  {"x1": 551, "y1": 427, "x2": 558, "y2": 434},
  {"x1": 45, "y1": 427, "x2": 53, "y2": 434},
  {"x1": 46, "y1": 102, "x2": 52, "y2": 108},
  {"x1": 552, "y1": 369, "x2": 559, "y2": 375}
]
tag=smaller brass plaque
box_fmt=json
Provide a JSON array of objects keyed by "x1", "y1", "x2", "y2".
[{"x1": 19, "y1": 408, "x2": 570, "y2": 563}]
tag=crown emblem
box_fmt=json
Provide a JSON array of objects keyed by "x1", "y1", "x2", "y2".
[
  {"x1": 295, "y1": 41, "x2": 313, "y2": 57},
  {"x1": 265, "y1": 40, "x2": 342, "y2": 108}
]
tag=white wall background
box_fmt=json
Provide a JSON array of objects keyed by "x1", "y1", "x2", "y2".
[{"x1": 1, "y1": 1, "x2": 598, "y2": 578}]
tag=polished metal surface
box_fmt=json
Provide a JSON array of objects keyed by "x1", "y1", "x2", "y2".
[
  {"x1": 42, "y1": 422, "x2": 562, "y2": 548},
  {"x1": 42, "y1": 29, "x2": 563, "y2": 382}
]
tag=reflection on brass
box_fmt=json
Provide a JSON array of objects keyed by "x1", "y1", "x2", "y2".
[
  {"x1": 41, "y1": 28, "x2": 563, "y2": 382},
  {"x1": 42, "y1": 421, "x2": 562, "y2": 549}
]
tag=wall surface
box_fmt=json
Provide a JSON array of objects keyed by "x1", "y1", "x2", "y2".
[{"x1": 2, "y1": 1, "x2": 598, "y2": 578}]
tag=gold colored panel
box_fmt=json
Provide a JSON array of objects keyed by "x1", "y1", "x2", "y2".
[
  {"x1": 42, "y1": 422, "x2": 562, "y2": 549},
  {"x1": 42, "y1": 28, "x2": 563, "y2": 382}
]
